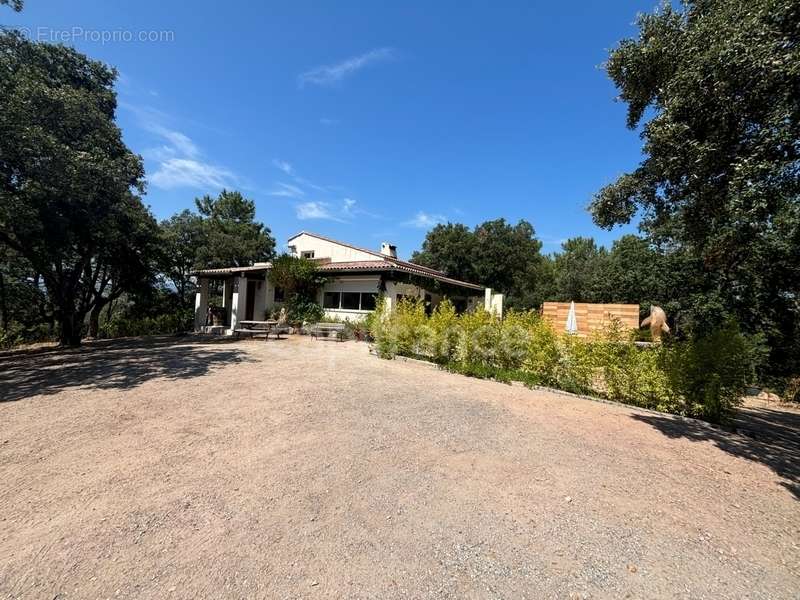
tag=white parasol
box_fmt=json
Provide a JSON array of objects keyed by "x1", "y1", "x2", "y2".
[{"x1": 565, "y1": 301, "x2": 578, "y2": 334}]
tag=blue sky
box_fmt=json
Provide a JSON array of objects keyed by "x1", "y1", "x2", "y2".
[{"x1": 5, "y1": 1, "x2": 652, "y2": 259}]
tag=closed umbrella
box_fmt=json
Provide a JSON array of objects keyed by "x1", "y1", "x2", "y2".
[{"x1": 565, "y1": 301, "x2": 578, "y2": 334}]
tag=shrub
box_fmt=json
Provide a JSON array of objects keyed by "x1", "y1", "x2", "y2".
[
  {"x1": 99, "y1": 309, "x2": 192, "y2": 338},
  {"x1": 369, "y1": 304, "x2": 758, "y2": 423},
  {"x1": 422, "y1": 299, "x2": 459, "y2": 363},
  {"x1": 0, "y1": 321, "x2": 56, "y2": 349},
  {"x1": 664, "y1": 321, "x2": 759, "y2": 422},
  {"x1": 283, "y1": 295, "x2": 324, "y2": 324},
  {"x1": 454, "y1": 308, "x2": 499, "y2": 367},
  {"x1": 389, "y1": 298, "x2": 428, "y2": 357}
]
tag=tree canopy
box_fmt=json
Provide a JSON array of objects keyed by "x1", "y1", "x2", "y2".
[
  {"x1": 0, "y1": 0, "x2": 23, "y2": 12},
  {"x1": 591, "y1": 0, "x2": 800, "y2": 373},
  {"x1": 0, "y1": 31, "x2": 157, "y2": 345},
  {"x1": 194, "y1": 190, "x2": 276, "y2": 268},
  {"x1": 411, "y1": 219, "x2": 548, "y2": 307}
]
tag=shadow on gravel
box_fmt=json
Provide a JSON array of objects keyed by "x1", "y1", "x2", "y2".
[
  {"x1": 0, "y1": 335, "x2": 254, "y2": 403},
  {"x1": 631, "y1": 409, "x2": 800, "y2": 500}
]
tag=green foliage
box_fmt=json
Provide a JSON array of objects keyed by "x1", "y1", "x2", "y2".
[
  {"x1": 282, "y1": 296, "x2": 324, "y2": 325},
  {"x1": 0, "y1": 320, "x2": 54, "y2": 349},
  {"x1": 422, "y1": 299, "x2": 459, "y2": 363},
  {"x1": 664, "y1": 321, "x2": 761, "y2": 422},
  {"x1": 269, "y1": 255, "x2": 326, "y2": 297},
  {"x1": 159, "y1": 210, "x2": 204, "y2": 307},
  {"x1": 268, "y1": 255, "x2": 326, "y2": 324},
  {"x1": 0, "y1": 31, "x2": 156, "y2": 346},
  {"x1": 194, "y1": 190, "x2": 276, "y2": 268},
  {"x1": 411, "y1": 219, "x2": 548, "y2": 308},
  {"x1": 99, "y1": 310, "x2": 193, "y2": 339},
  {"x1": 551, "y1": 237, "x2": 608, "y2": 303},
  {"x1": 0, "y1": 0, "x2": 23, "y2": 11},
  {"x1": 593, "y1": 0, "x2": 800, "y2": 378},
  {"x1": 372, "y1": 305, "x2": 759, "y2": 423}
]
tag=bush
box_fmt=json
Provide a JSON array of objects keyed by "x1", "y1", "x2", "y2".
[
  {"x1": 371, "y1": 304, "x2": 758, "y2": 423},
  {"x1": 282, "y1": 295, "x2": 324, "y2": 324},
  {"x1": 0, "y1": 321, "x2": 55, "y2": 349},
  {"x1": 664, "y1": 321, "x2": 760, "y2": 422},
  {"x1": 99, "y1": 309, "x2": 192, "y2": 338}
]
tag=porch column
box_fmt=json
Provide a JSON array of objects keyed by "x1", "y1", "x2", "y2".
[
  {"x1": 222, "y1": 277, "x2": 234, "y2": 326},
  {"x1": 229, "y1": 275, "x2": 248, "y2": 332},
  {"x1": 194, "y1": 277, "x2": 209, "y2": 331},
  {"x1": 484, "y1": 288, "x2": 504, "y2": 318}
]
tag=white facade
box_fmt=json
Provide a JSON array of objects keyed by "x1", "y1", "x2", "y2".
[
  {"x1": 288, "y1": 232, "x2": 379, "y2": 263},
  {"x1": 194, "y1": 232, "x2": 501, "y2": 332}
]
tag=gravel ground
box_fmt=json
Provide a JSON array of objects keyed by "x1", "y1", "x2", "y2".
[{"x1": 0, "y1": 335, "x2": 798, "y2": 599}]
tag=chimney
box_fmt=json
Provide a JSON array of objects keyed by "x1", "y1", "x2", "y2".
[{"x1": 380, "y1": 242, "x2": 397, "y2": 258}]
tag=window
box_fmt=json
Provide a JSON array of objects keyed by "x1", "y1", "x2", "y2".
[
  {"x1": 360, "y1": 293, "x2": 377, "y2": 311},
  {"x1": 323, "y1": 292, "x2": 341, "y2": 309},
  {"x1": 341, "y1": 292, "x2": 361, "y2": 310},
  {"x1": 301, "y1": 250, "x2": 315, "y2": 259},
  {"x1": 274, "y1": 286, "x2": 285, "y2": 302},
  {"x1": 321, "y1": 291, "x2": 380, "y2": 311}
]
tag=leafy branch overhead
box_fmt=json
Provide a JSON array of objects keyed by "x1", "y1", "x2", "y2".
[{"x1": 590, "y1": 0, "x2": 800, "y2": 376}]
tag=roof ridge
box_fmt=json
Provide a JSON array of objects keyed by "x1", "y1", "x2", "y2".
[
  {"x1": 287, "y1": 231, "x2": 448, "y2": 276},
  {"x1": 286, "y1": 230, "x2": 388, "y2": 261}
]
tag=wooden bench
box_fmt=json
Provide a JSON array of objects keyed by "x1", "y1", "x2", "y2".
[
  {"x1": 310, "y1": 322, "x2": 345, "y2": 342},
  {"x1": 235, "y1": 320, "x2": 277, "y2": 341}
]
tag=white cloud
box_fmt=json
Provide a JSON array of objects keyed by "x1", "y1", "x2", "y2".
[
  {"x1": 150, "y1": 158, "x2": 236, "y2": 190},
  {"x1": 295, "y1": 201, "x2": 345, "y2": 222},
  {"x1": 298, "y1": 47, "x2": 396, "y2": 87},
  {"x1": 122, "y1": 102, "x2": 238, "y2": 191},
  {"x1": 342, "y1": 197, "x2": 357, "y2": 214},
  {"x1": 403, "y1": 211, "x2": 446, "y2": 229},
  {"x1": 146, "y1": 124, "x2": 199, "y2": 158},
  {"x1": 272, "y1": 159, "x2": 294, "y2": 176},
  {"x1": 269, "y1": 182, "x2": 305, "y2": 198}
]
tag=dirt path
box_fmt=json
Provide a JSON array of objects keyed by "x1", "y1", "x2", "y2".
[{"x1": 1, "y1": 336, "x2": 798, "y2": 599}]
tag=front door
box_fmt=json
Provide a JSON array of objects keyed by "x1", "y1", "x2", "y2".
[{"x1": 245, "y1": 280, "x2": 256, "y2": 321}]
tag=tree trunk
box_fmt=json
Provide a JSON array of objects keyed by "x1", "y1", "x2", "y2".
[
  {"x1": 58, "y1": 310, "x2": 84, "y2": 347},
  {"x1": 88, "y1": 302, "x2": 103, "y2": 339},
  {"x1": 0, "y1": 270, "x2": 7, "y2": 333}
]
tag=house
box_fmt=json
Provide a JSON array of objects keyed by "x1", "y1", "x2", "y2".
[{"x1": 193, "y1": 231, "x2": 504, "y2": 333}]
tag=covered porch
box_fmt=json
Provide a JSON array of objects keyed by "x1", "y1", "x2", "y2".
[{"x1": 193, "y1": 265, "x2": 274, "y2": 334}]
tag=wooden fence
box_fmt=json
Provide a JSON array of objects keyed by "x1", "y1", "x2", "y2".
[{"x1": 541, "y1": 302, "x2": 640, "y2": 337}]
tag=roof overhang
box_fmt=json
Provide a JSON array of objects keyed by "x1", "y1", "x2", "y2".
[
  {"x1": 193, "y1": 264, "x2": 271, "y2": 277},
  {"x1": 318, "y1": 261, "x2": 484, "y2": 292}
]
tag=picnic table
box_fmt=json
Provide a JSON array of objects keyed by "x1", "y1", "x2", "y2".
[{"x1": 234, "y1": 320, "x2": 284, "y2": 340}]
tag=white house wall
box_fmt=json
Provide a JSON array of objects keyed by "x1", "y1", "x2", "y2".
[
  {"x1": 290, "y1": 233, "x2": 378, "y2": 263},
  {"x1": 253, "y1": 276, "x2": 268, "y2": 320}
]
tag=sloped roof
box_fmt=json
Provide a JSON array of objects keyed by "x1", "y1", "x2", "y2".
[
  {"x1": 317, "y1": 260, "x2": 484, "y2": 291},
  {"x1": 287, "y1": 231, "x2": 464, "y2": 279},
  {"x1": 194, "y1": 264, "x2": 271, "y2": 276},
  {"x1": 196, "y1": 232, "x2": 484, "y2": 291}
]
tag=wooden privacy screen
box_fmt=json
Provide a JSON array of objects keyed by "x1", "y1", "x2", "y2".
[{"x1": 541, "y1": 302, "x2": 640, "y2": 337}]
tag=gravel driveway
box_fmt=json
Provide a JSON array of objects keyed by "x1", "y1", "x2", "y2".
[{"x1": 1, "y1": 335, "x2": 798, "y2": 599}]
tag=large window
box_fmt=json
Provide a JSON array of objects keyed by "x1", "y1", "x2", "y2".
[
  {"x1": 323, "y1": 291, "x2": 340, "y2": 309},
  {"x1": 301, "y1": 250, "x2": 315, "y2": 259},
  {"x1": 322, "y1": 291, "x2": 379, "y2": 311},
  {"x1": 341, "y1": 292, "x2": 361, "y2": 310},
  {"x1": 360, "y1": 293, "x2": 377, "y2": 311}
]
